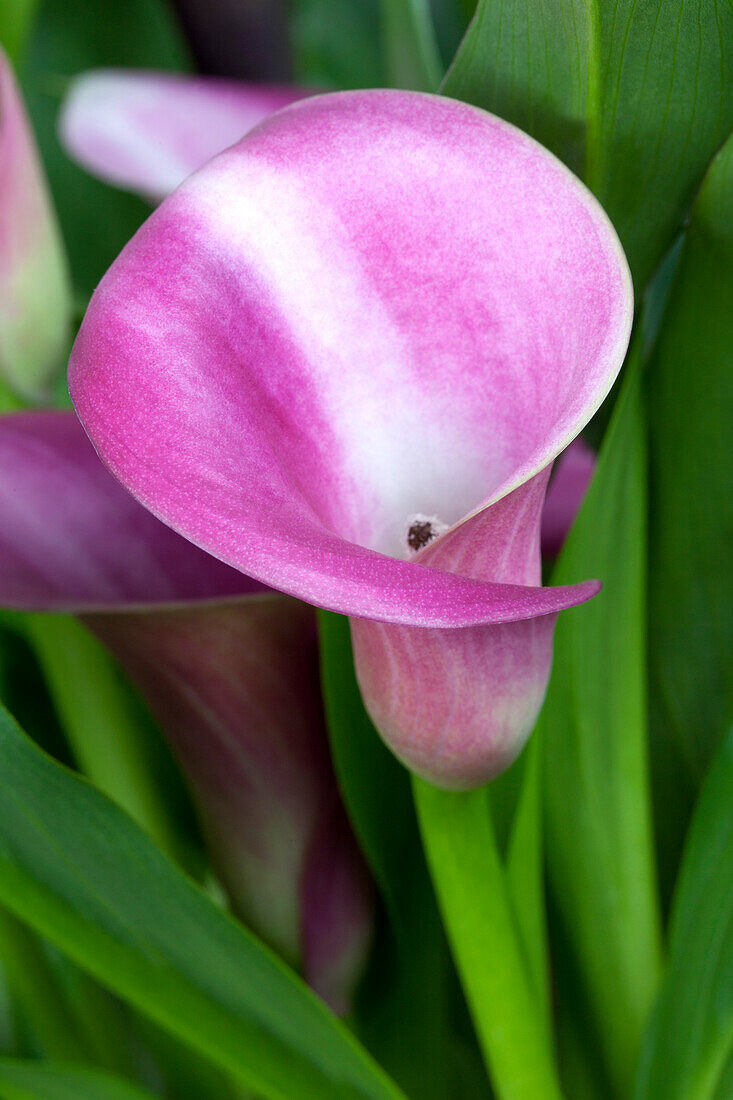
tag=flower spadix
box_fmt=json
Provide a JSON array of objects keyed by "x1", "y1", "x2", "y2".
[
  {"x1": 70, "y1": 91, "x2": 633, "y2": 789},
  {"x1": 0, "y1": 410, "x2": 372, "y2": 1013}
]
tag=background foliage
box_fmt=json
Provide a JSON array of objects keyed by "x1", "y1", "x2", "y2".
[{"x1": 0, "y1": 1, "x2": 730, "y2": 1098}]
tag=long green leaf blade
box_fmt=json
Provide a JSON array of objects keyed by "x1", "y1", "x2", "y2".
[
  {"x1": 646, "y1": 134, "x2": 733, "y2": 885},
  {"x1": 24, "y1": 615, "x2": 190, "y2": 868},
  {"x1": 505, "y1": 739, "x2": 550, "y2": 1035},
  {"x1": 635, "y1": 726, "x2": 733, "y2": 1100},
  {"x1": 380, "y1": 0, "x2": 442, "y2": 90},
  {"x1": 291, "y1": 0, "x2": 385, "y2": 88},
  {"x1": 441, "y1": 0, "x2": 589, "y2": 173},
  {"x1": 0, "y1": 704, "x2": 405, "y2": 1100},
  {"x1": 0, "y1": 0, "x2": 39, "y2": 63},
  {"x1": 591, "y1": 0, "x2": 733, "y2": 288},
  {"x1": 441, "y1": 0, "x2": 733, "y2": 289},
  {"x1": 0, "y1": 1059, "x2": 156, "y2": 1100},
  {"x1": 539, "y1": 359, "x2": 662, "y2": 1097}
]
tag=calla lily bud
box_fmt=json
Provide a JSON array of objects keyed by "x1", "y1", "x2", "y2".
[
  {"x1": 0, "y1": 48, "x2": 70, "y2": 399},
  {"x1": 69, "y1": 91, "x2": 632, "y2": 789},
  {"x1": 88, "y1": 598, "x2": 373, "y2": 1012},
  {"x1": 0, "y1": 411, "x2": 372, "y2": 1011}
]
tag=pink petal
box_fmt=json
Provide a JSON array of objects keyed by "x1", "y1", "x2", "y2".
[
  {"x1": 0, "y1": 48, "x2": 70, "y2": 398},
  {"x1": 60, "y1": 69, "x2": 311, "y2": 202},
  {"x1": 70, "y1": 90, "x2": 631, "y2": 629},
  {"x1": 88, "y1": 597, "x2": 372, "y2": 1012},
  {"x1": 541, "y1": 438, "x2": 597, "y2": 558},
  {"x1": 352, "y1": 473, "x2": 559, "y2": 787},
  {"x1": 0, "y1": 410, "x2": 258, "y2": 610}
]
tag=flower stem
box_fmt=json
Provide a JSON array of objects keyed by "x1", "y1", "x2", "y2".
[
  {"x1": 413, "y1": 777, "x2": 565, "y2": 1100},
  {"x1": 24, "y1": 614, "x2": 188, "y2": 866}
]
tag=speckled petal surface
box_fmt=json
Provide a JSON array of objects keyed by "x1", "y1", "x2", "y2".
[
  {"x1": 0, "y1": 410, "x2": 258, "y2": 610},
  {"x1": 60, "y1": 69, "x2": 310, "y2": 201},
  {"x1": 70, "y1": 90, "x2": 632, "y2": 629}
]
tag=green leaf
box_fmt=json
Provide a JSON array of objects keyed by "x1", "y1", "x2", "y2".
[
  {"x1": 646, "y1": 134, "x2": 733, "y2": 889},
  {"x1": 635, "y1": 726, "x2": 733, "y2": 1100},
  {"x1": 379, "y1": 0, "x2": 442, "y2": 90},
  {"x1": 0, "y1": 912, "x2": 88, "y2": 1064},
  {"x1": 539, "y1": 358, "x2": 662, "y2": 1098},
  {"x1": 0, "y1": 1059, "x2": 157, "y2": 1100},
  {"x1": 318, "y1": 611, "x2": 455, "y2": 1100},
  {"x1": 427, "y1": 0, "x2": 473, "y2": 67},
  {"x1": 0, "y1": 703, "x2": 406, "y2": 1100},
  {"x1": 441, "y1": 0, "x2": 589, "y2": 175},
  {"x1": 442, "y1": 0, "x2": 733, "y2": 287},
  {"x1": 0, "y1": 0, "x2": 39, "y2": 63},
  {"x1": 505, "y1": 738, "x2": 550, "y2": 1036},
  {"x1": 19, "y1": 0, "x2": 191, "y2": 298},
  {"x1": 590, "y1": 0, "x2": 733, "y2": 288},
  {"x1": 291, "y1": 0, "x2": 385, "y2": 88},
  {"x1": 24, "y1": 615, "x2": 195, "y2": 870}
]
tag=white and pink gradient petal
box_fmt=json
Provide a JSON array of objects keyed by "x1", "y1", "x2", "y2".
[
  {"x1": 70, "y1": 90, "x2": 632, "y2": 631},
  {"x1": 59, "y1": 69, "x2": 310, "y2": 202},
  {"x1": 0, "y1": 48, "x2": 70, "y2": 399}
]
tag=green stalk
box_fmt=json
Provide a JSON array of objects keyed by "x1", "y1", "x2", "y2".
[
  {"x1": 24, "y1": 614, "x2": 186, "y2": 865},
  {"x1": 413, "y1": 779, "x2": 564, "y2": 1100},
  {"x1": 379, "y1": 0, "x2": 442, "y2": 91},
  {"x1": 506, "y1": 736, "x2": 551, "y2": 1038}
]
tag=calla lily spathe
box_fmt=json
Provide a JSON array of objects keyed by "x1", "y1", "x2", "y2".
[
  {"x1": 0, "y1": 48, "x2": 70, "y2": 399},
  {"x1": 0, "y1": 410, "x2": 372, "y2": 1014},
  {"x1": 69, "y1": 90, "x2": 633, "y2": 788},
  {"x1": 60, "y1": 70, "x2": 594, "y2": 567}
]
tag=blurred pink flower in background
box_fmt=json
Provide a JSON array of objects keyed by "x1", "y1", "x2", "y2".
[
  {"x1": 0, "y1": 410, "x2": 372, "y2": 1014},
  {"x1": 0, "y1": 47, "x2": 70, "y2": 399}
]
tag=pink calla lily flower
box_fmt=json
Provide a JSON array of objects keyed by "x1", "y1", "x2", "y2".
[
  {"x1": 0, "y1": 48, "x2": 70, "y2": 399},
  {"x1": 69, "y1": 90, "x2": 633, "y2": 789},
  {"x1": 60, "y1": 69, "x2": 310, "y2": 203},
  {"x1": 540, "y1": 438, "x2": 597, "y2": 559},
  {"x1": 0, "y1": 410, "x2": 372, "y2": 1014}
]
